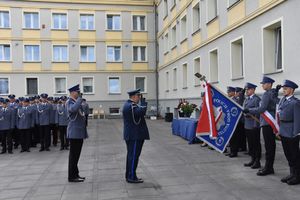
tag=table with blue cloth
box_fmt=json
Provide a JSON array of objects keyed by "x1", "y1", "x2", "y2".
[{"x1": 171, "y1": 118, "x2": 199, "y2": 144}]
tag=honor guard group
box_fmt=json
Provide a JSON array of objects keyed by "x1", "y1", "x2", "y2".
[{"x1": 224, "y1": 77, "x2": 300, "y2": 186}]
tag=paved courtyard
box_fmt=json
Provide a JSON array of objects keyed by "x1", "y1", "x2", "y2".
[{"x1": 0, "y1": 119, "x2": 300, "y2": 200}]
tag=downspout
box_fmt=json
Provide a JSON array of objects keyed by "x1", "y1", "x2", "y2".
[{"x1": 154, "y1": 1, "x2": 160, "y2": 117}]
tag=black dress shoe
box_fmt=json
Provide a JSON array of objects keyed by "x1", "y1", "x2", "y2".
[
  {"x1": 60, "y1": 147, "x2": 64, "y2": 151},
  {"x1": 65, "y1": 147, "x2": 69, "y2": 150},
  {"x1": 39, "y1": 148, "x2": 44, "y2": 152},
  {"x1": 257, "y1": 168, "x2": 274, "y2": 176},
  {"x1": 45, "y1": 148, "x2": 50, "y2": 151},
  {"x1": 0, "y1": 151, "x2": 6, "y2": 154},
  {"x1": 281, "y1": 174, "x2": 294, "y2": 183},
  {"x1": 229, "y1": 153, "x2": 238, "y2": 158},
  {"x1": 8, "y1": 151, "x2": 13, "y2": 154},
  {"x1": 251, "y1": 161, "x2": 261, "y2": 169},
  {"x1": 68, "y1": 178, "x2": 84, "y2": 183},
  {"x1": 244, "y1": 160, "x2": 255, "y2": 167},
  {"x1": 77, "y1": 176, "x2": 86, "y2": 180},
  {"x1": 126, "y1": 178, "x2": 144, "y2": 184},
  {"x1": 26, "y1": 150, "x2": 30, "y2": 152},
  {"x1": 20, "y1": 150, "x2": 25, "y2": 153},
  {"x1": 287, "y1": 176, "x2": 300, "y2": 185}
]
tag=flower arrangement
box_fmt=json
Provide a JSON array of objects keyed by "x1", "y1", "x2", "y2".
[{"x1": 177, "y1": 99, "x2": 198, "y2": 117}]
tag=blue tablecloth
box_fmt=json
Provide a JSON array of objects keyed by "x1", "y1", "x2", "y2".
[{"x1": 172, "y1": 118, "x2": 199, "y2": 144}]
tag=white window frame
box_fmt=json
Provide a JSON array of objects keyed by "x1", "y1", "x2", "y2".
[
  {"x1": 79, "y1": 13, "x2": 95, "y2": 30},
  {"x1": 0, "y1": 10, "x2": 11, "y2": 28},
  {"x1": 165, "y1": 70, "x2": 170, "y2": 92},
  {"x1": 106, "y1": 14, "x2": 122, "y2": 31},
  {"x1": 209, "y1": 48, "x2": 219, "y2": 83},
  {"x1": 106, "y1": 45, "x2": 122, "y2": 62},
  {"x1": 132, "y1": 46, "x2": 147, "y2": 62},
  {"x1": 172, "y1": 67, "x2": 178, "y2": 90},
  {"x1": 171, "y1": 25, "x2": 177, "y2": 48},
  {"x1": 261, "y1": 17, "x2": 284, "y2": 74},
  {"x1": 79, "y1": 45, "x2": 96, "y2": 62},
  {"x1": 108, "y1": 76, "x2": 121, "y2": 94},
  {"x1": 51, "y1": 12, "x2": 68, "y2": 30},
  {"x1": 0, "y1": 76, "x2": 10, "y2": 95},
  {"x1": 163, "y1": 0, "x2": 168, "y2": 18},
  {"x1": 0, "y1": 43, "x2": 12, "y2": 62},
  {"x1": 81, "y1": 76, "x2": 95, "y2": 94},
  {"x1": 192, "y1": 1, "x2": 201, "y2": 33},
  {"x1": 230, "y1": 36, "x2": 244, "y2": 80},
  {"x1": 53, "y1": 76, "x2": 67, "y2": 95},
  {"x1": 23, "y1": 11, "x2": 40, "y2": 29},
  {"x1": 206, "y1": 0, "x2": 218, "y2": 23},
  {"x1": 180, "y1": 15, "x2": 187, "y2": 42},
  {"x1": 52, "y1": 44, "x2": 69, "y2": 62},
  {"x1": 164, "y1": 32, "x2": 169, "y2": 54},
  {"x1": 25, "y1": 77, "x2": 39, "y2": 96},
  {"x1": 23, "y1": 44, "x2": 41, "y2": 62},
  {"x1": 132, "y1": 15, "x2": 147, "y2": 31},
  {"x1": 134, "y1": 76, "x2": 147, "y2": 93},
  {"x1": 182, "y1": 62, "x2": 188, "y2": 89},
  {"x1": 193, "y1": 56, "x2": 201, "y2": 86}
]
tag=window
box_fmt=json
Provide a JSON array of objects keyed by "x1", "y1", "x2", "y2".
[
  {"x1": 193, "y1": 2, "x2": 200, "y2": 33},
  {"x1": 209, "y1": 49, "x2": 218, "y2": 82},
  {"x1": 54, "y1": 77, "x2": 66, "y2": 94},
  {"x1": 135, "y1": 77, "x2": 146, "y2": 93},
  {"x1": 82, "y1": 77, "x2": 94, "y2": 94},
  {"x1": 207, "y1": 0, "x2": 217, "y2": 22},
  {"x1": 133, "y1": 15, "x2": 146, "y2": 31},
  {"x1": 164, "y1": 0, "x2": 168, "y2": 18},
  {"x1": 170, "y1": 0, "x2": 176, "y2": 10},
  {"x1": 0, "y1": 11, "x2": 10, "y2": 28},
  {"x1": 228, "y1": 0, "x2": 240, "y2": 7},
  {"x1": 171, "y1": 25, "x2": 177, "y2": 48},
  {"x1": 23, "y1": 12, "x2": 39, "y2": 29},
  {"x1": 164, "y1": 33, "x2": 169, "y2": 53},
  {"x1": 53, "y1": 45, "x2": 68, "y2": 62},
  {"x1": 80, "y1": 14, "x2": 94, "y2": 30},
  {"x1": 166, "y1": 71, "x2": 169, "y2": 92},
  {"x1": 0, "y1": 44, "x2": 10, "y2": 61},
  {"x1": 263, "y1": 19, "x2": 283, "y2": 73},
  {"x1": 180, "y1": 16, "x2": 187, "y2": 41},
  {"x1": 182, "y1": 63, "x2": 188, "y2": 88},
  {"x1": 80, "y1": 46, "x2": 95, "y2": 62},
  {"x1": 133, "y1": 46, "x2": 146, "y2": 62},
  {"x1": 108, "y1": 77, "x2": 121, "y2": 94},
  {"x1": 109, "y1": 107, "x2": 120, "y2": 115},
  {"x1": 173, "y1": 68, "x2": 177, "y2": 90},
  {"x1": 107, "y1": 46, "x2": 121, "y2": 62},
  {"x1": 231, "y1": 37, "x2": 244, "y2": 79},
  {"x1": 0, "y1": 78, "x2": 9, "y2": 95},
  {"x1": 194, "y1": 57, "x2": 201, "y2": 86},
  {"x1": 107, "y1": 15, "x2": 121, "y2": 30},
  {"x1": 26, "y1": 78, "x2": 38, "y2": 95},
  {"x1": 52, "y1": 13, "x2": 67, "y2": 29},
  {"x1": 24, "y1": 45, "x2": 40, "y2": 62}
]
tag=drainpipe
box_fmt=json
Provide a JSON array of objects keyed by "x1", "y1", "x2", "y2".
[{"x1": 154, "y1": 1, "x2": 160, "y2": 118}]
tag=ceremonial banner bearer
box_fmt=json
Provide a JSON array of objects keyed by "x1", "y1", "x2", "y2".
[
  {"x1": 67, "y1": 84, "x2": 88, "y2": 183},
  {"x1": 0, "y1": 99, "x2": 14, "y2": 154},
  {"x1": 277, "y1": 80, "x2": 300, "y2": 185},
  {"x1": 244, "y1": 76, "x2": 280, "y2": 176},
  {"x1": 123, "y1": 89, "x2": 149, "y2": 183}
]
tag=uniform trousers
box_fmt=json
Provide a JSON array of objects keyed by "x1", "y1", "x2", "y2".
[
  {"x1": 262, "y1": 125, "x2": 276, "y2": 168},
  {"x1": 20, "y1": 129, "x2": 31, "y2": 151},
  {"x1": 125, "y1": 140, "x2": 144, "y2": 180},
  {"x1": 68, "y1": 139, "x2": 83, "y2": 179},
  {"x1": 245, "y1": 128, "x2": 261, "y2": 160},
  {"x1": 281, "y1": 135, "x2": 300, "y2": 171},
  {"x1": 230, "y1": 122, "x2": 243, "y2": 154},
  {"x1": 0, "y1": 130, "x2": 13, "y2": 152},
  {"x1": 50, "y1": 124, "x2": 58, "y2": 146},
  {"x1": 39, "y1": 125, "x2": 50, "y2": 149},
  {"x1": 59, "y1": 126, "x2": 69, "y2": 148}
]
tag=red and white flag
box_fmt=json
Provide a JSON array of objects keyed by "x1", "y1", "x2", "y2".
[
  {"x1": 261, "y1": 111, "x2": 280, "y2": 134},
  {"x1": 196, "y1": 83, "x2": 218, "y2": 139}
]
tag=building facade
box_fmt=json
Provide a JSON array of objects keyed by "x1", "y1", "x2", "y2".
[
  {"x1": 156, "y1": 0, "x2": 300, "y2": 116},
  {"x1": 0, "y1": 0, "x2": 157, "y2": 116}
]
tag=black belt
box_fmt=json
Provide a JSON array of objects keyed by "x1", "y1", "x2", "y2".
[{"x1": 280, "y1": 120, "x2": 293, "y2": 123}]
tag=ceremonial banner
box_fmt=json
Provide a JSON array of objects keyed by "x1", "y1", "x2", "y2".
[
  {"x1": 196, "y1": 83, "x2": 243, "y2": 153},
  {"x1": 261, "y1": 111, "x2": 279, "y2": 134}
]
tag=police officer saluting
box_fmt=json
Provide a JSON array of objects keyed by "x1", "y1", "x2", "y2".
[
  {"x1": 243, "y1": 83, "x2": 262, "y2": 169},
  {"x1": 0, "y1": 98, "x2": 14, "y2": 154},
  {"x1": 123, "y1": 89, "x2": 149, "y2": 183},
  {"x1": 244, "y1": 76, "x2": 280, "y2": 176},
  {"x1": 66, "y1": 84, "x2": 88, "y2": 182},
  {"x1": 277, "y1": 80, "x2": 300, "y2": 185}
]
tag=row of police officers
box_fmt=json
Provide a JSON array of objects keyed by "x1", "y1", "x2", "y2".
[{"x1": 226, "y1": 77, "x2": 300, "y2": 185}]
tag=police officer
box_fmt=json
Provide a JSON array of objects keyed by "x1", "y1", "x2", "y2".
[
  {"x1": 244, "y1": 76, "x2": 280, "y2": 176},
  {"x1": 56, "y1": 96, "x2": 69, "y2": 150},
  {"x1": 29, "y1": 97, "x2": 38, "y2": 147},
  {"x1": 277, "y1": 80, "x2": 300, "y2": 185},
  {"x1": 123, "y1": 89, "x2": 149, "y2": 183},
  {"x1": 17, "y1": 98, "x2": 33, "y2": 153},
  {"x1": 226, "y1": 87, "x2": 240, "y2": 157},
  {"x1": 243, "y1": 83, "x2": 262, "y2": 169},
  {"x1": 0, "y1": 99, "x2": 14, "y2": 154},
  {"x1": 66, "y1": 84, "x2": 88, "y2": 182},
  {"x1": 49, "y1": 97, "x2": 58, "y2": 147},
  {"x1": 235, "y1": 87, "x2": 247, "y2": 152},
  {"x1": 38, "y1": 94, "x2": 51, "y2": 151},
  {"x1": 8, "y1": 94, "x2": 19, "y2": 149}
]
